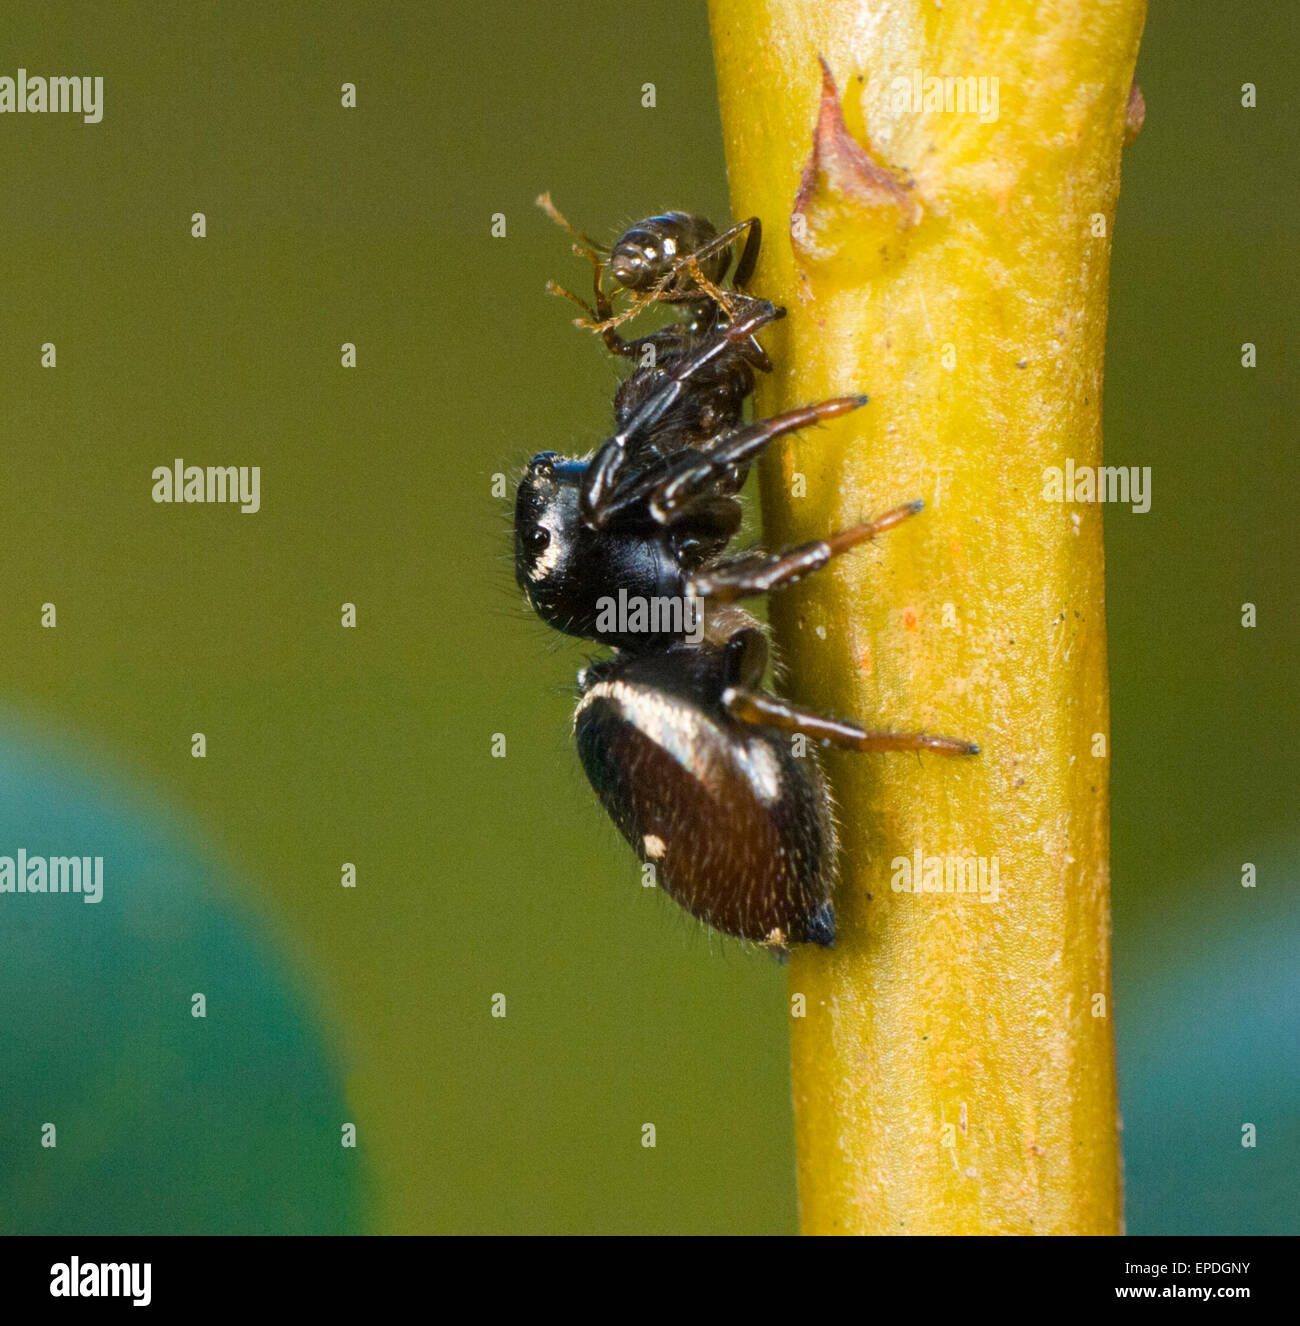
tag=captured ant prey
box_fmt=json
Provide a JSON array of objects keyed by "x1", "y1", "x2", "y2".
[
  {"x1": 515, "y1": 203, "x2": 978, "y2": 954},
  {"x1": 536, "y1": 193, "x2": 770, "y2": 372}
]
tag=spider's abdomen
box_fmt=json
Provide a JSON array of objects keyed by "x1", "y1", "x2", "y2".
[{"x1": 574, "y1": 669, "x2": 837, "y2": 948}]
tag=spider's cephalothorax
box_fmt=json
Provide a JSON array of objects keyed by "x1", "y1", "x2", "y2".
[
  {"x1": 517, "y1": 215, "x2": 980, "y2": 954},
  {"x1": 515, "y1": 300, "x2": 840, "y2": 645}
]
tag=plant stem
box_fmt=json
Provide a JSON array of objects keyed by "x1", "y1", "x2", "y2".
[{"x1": 710, "y1": 0, "x2": 1145, "y2": 1234}]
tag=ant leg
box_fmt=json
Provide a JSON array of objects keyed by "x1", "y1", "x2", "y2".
[
  {"x1": 545, "y1": 257, "x2": 663, "y2": 361},
  {"x1": 678, "y1": 257, "x2": 772, "y2": 371},
  {"x1": 548, "y1": 274, "x2": 658, "y2": 363},
  {"x1": 545, "y1": 278, "x2": 600, "y2": 322},
  {"x1": 535, "y1": 192, "x2": 605, "y2": 256},
  {"x1": 538, "y1": 192, "x2": 653, "y2": 356},
  {"x1": 723, "y1": 688, "x2": 981, "y2": 756},
  {"x1": 681, "y1": 254, "x2": 738, "y2": 315},
  {"x1": 536, "y1": 193, "x2": 610, "y2": 317},
  {"x1": 580, "y1": 287, "x2": 675, "y2": 342},
  {"x1": 580, "y1": 302, "x2": 786, "y2": 528},
  {"x1": 731, "y1": 217, "x2": 762, "y2": 289},
  {"x1": 668, "y1": 216, "x2": 760, "y2": 292},
  {"x1": 578, "y1": 218, "x2": 764, "y2": 354},
  {"x1": 643, "y1": 393, "x2": 869, "y2": 524},
  {"x1": 689, "y1": 501, "x2": 923, "y2": 600}
]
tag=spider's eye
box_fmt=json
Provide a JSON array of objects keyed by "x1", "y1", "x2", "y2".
[{"x1": 524, "y1": 526, "x2": 551, "y2": 555}]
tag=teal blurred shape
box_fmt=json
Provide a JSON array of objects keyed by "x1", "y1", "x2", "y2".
[
  {"x1": 1117, "y1": 855, "x2": 1300, "y2": 1235},
  {"x1": 0, "y1": 720, "x2": 361, "y2": 1234}
]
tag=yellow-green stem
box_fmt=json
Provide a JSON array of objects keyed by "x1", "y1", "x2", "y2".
[{"x1": 710, "y1": 0, "x2": 1145, "y2": 1234}]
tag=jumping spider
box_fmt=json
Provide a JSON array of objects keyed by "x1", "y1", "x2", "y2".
[{"x1": 515, "y1": 210, "x2": 978, "y2": 953}]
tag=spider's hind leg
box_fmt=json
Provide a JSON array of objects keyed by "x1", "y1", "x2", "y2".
[{"x1": 723, "y1": 688, "x2": 980, "y2": 757}]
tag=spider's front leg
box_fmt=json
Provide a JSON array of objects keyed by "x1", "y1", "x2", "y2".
[
  {"x1": 642, "y1": 391, "x2": 870, "y2": 526},
  {"x1": 579, "y1": 300, "x2": 786, "y2": 529},
  {"x1": 677, "y1": 259, "x2": 772, "y2": 372}
]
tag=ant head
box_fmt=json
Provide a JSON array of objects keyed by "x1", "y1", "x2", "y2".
[{"x1": 610, "y1": 234, "x2": 664, "y2": 292}]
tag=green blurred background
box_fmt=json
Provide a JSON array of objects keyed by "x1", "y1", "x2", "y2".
[{"x1": 0, "y1": 1, "x2": 1294, "y2": 1234}]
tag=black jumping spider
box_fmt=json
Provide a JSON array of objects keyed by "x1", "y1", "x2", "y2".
[{"x1": 515, "y1": 209, "x2": 978, "y2": 953}]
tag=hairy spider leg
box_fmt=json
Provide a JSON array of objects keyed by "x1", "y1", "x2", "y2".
[
  {"x1": 689, "y1": 500, "x2": 923, "y2": 600},
  {"x1": 642, "y1": 394, "x2": 869, "y2": 525},
  {"x1": 580, "y1": 301, "x2": 786, "y2": 528},
  {"x1": 593, "y1": 393, "x2": 863, "y2": 530},
  {"x1": 723, "y1": 689, "x2": 981, "y2": 757}
]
